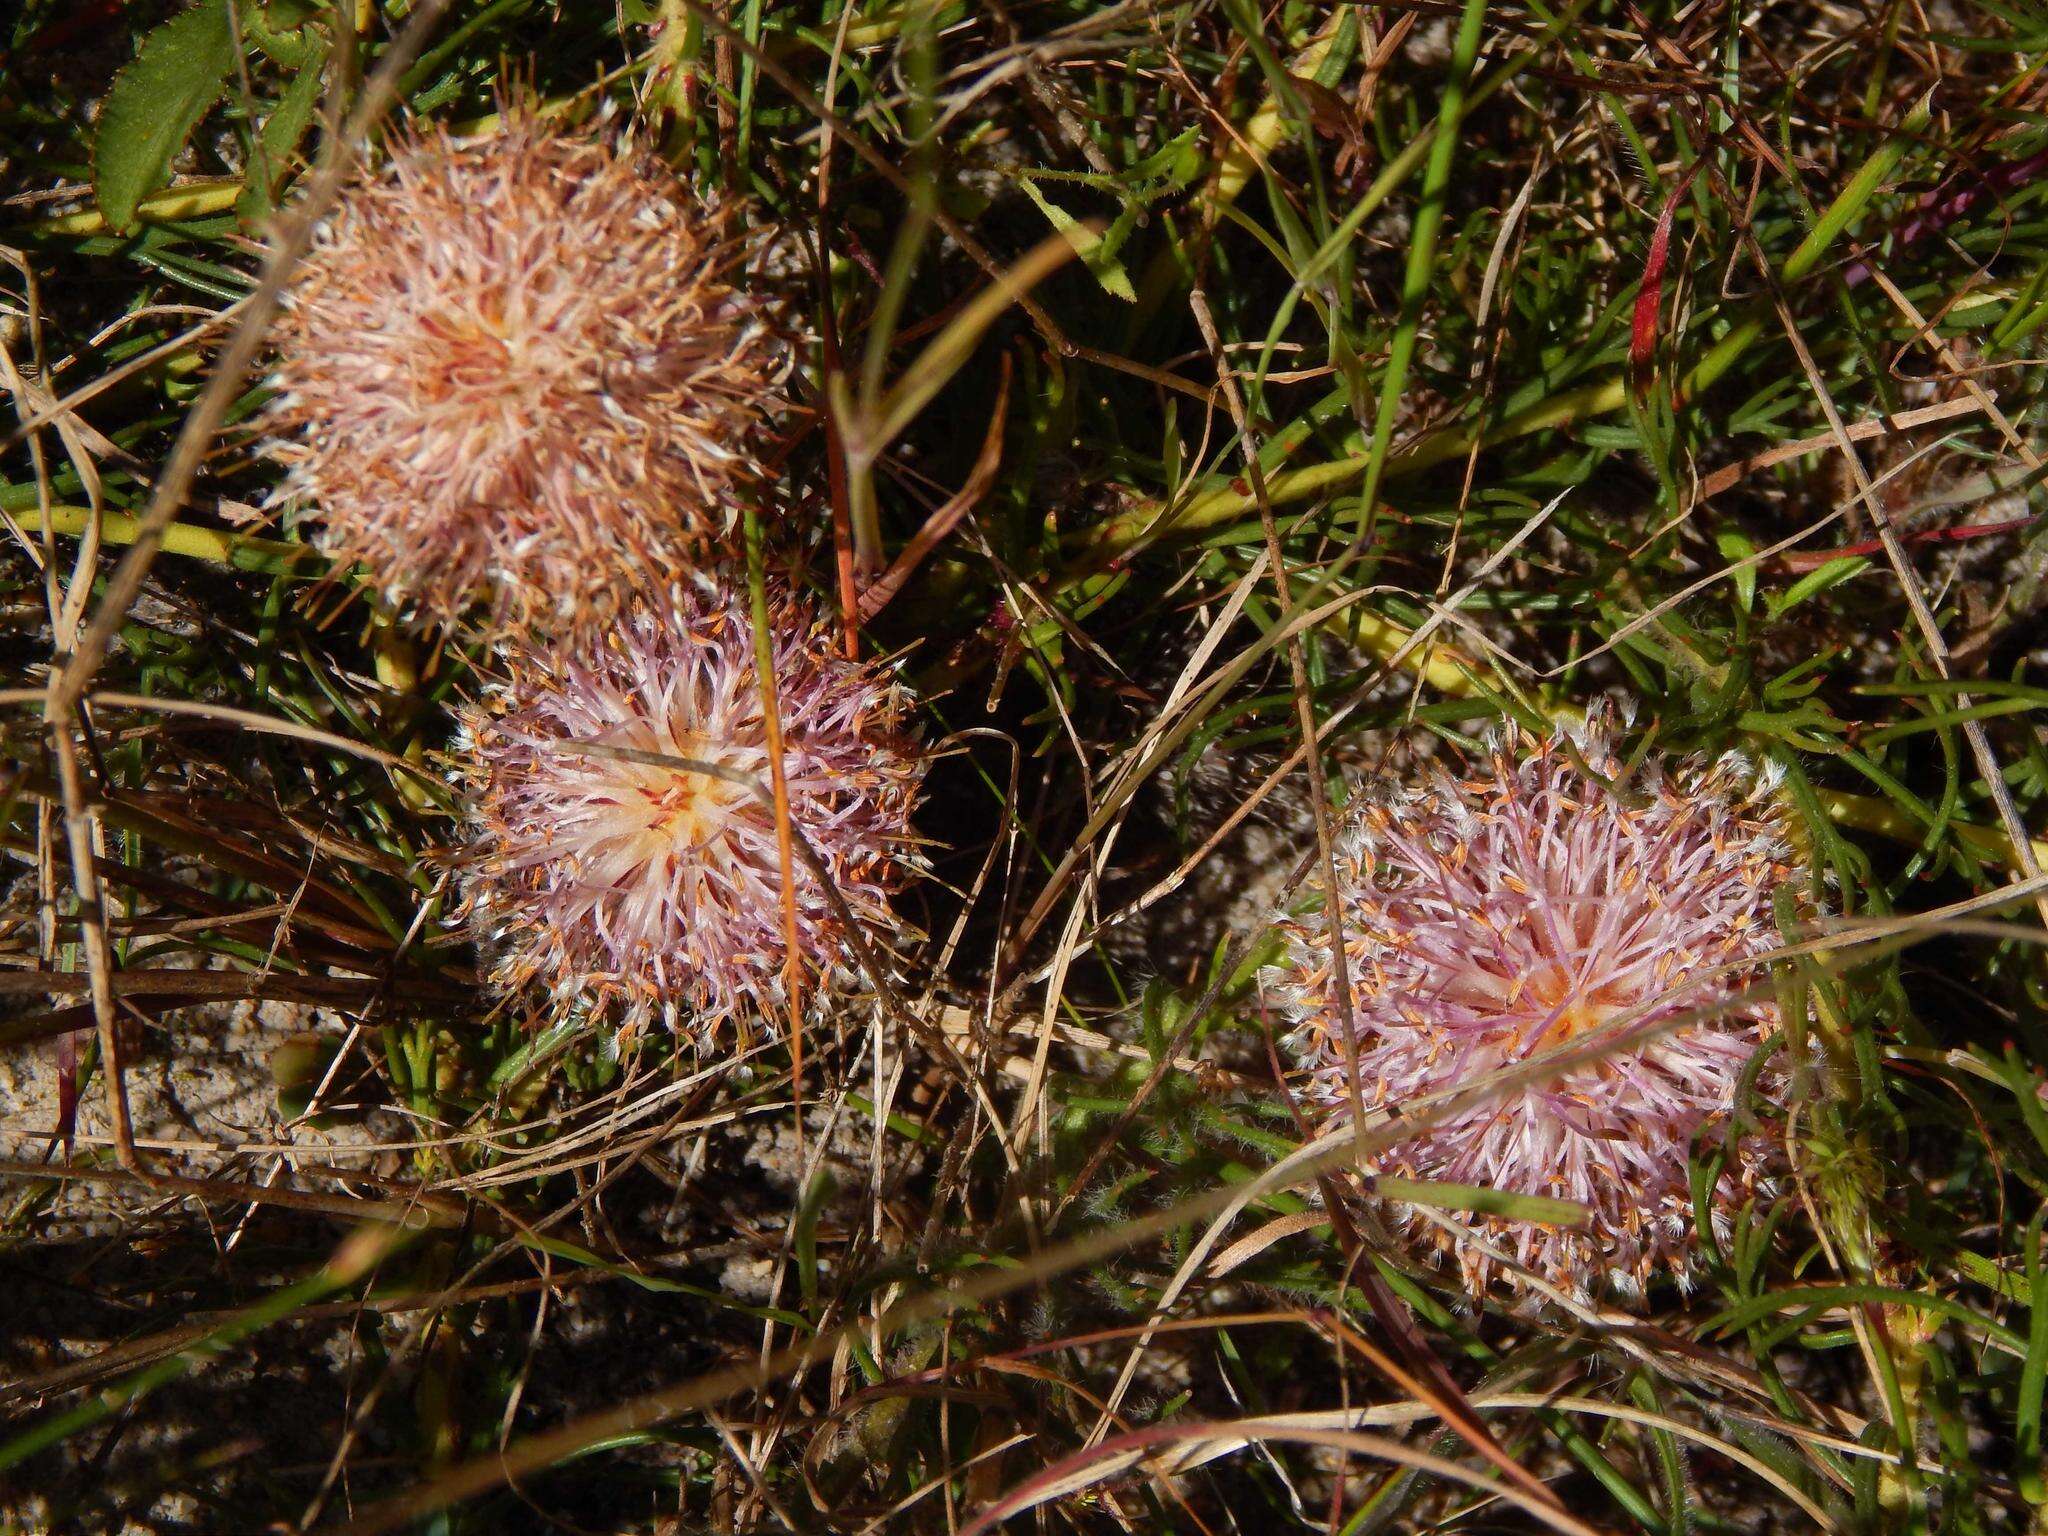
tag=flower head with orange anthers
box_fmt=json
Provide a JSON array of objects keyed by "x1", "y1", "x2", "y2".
[
  {"x1": 1268, "y1": 715, "x2": 1807, "y2": 1299},
  {"x1": 265, "y1": 108, "x2": 776, "y2": 632},
  {"x1": 459, "y1": 578, "x2": 926, "y2": 1035}
]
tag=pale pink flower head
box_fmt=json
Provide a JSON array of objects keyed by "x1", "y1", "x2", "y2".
[
  {"x1": 265, "y1": 108, "x2": 775, "y2": 633},
  {"x1": 1269, "y1": 715, "x2": 1807, "y2": 1299},
  {"x1": 460, "y1": 577, "x2": 926, "y2": 1035}
]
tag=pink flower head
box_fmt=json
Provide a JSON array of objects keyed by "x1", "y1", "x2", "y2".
[
  {"x1": 265, "y1": 108, "x2": 775, "y2": 633},
  {"x1": 460, "y1": 578, "x2": 926, "y2": 1035},
  {"x1": 1269, "y1": 716, "x2": 1806, "y2": 1299}
]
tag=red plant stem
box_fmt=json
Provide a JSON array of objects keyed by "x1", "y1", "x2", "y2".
[{"x1": 1774, "y1": 514, "x2": 2034, "y2": 573}]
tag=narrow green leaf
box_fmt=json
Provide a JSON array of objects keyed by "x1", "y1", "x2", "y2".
[
  {"x1": 2013, "y1": 1201, "x2": 2048, "y2": 1503},
  {"x1": 1784, "y1": 95, "x2": 1930, "y2": 284},
  {"x1": 1768, "y1": 555, "x2": 1869, "y2": 617},
  {"x1": 238, "y1": 43, "x2": 330, "y2": 222},
  {"x1": 1708, "y1": 1283, "x2": 2026, "y2": 1352},
  {"x1": 95, "y1": 0, "x2": 238, "y2": 234},
  {"x1": 1017, "y1": 178, "x2": 1136, "y2": 302},
  {"x1": 1374, "y1": 1176, "x2": 1589, "y2": 1225},
  {"x1": 516, "y1": 1232, "x2": 809, "y2": 1328},
  {"x1": 866, "y1": 232, "x2": 1077, "y2": 451},
  {"x1": 1715, "y1": 527, "x2": 1759, "y2": 612}
]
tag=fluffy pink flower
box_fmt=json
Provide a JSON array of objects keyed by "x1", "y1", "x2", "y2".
[
  {"x1": 460, "y1": 579, "x2": 925, "y2": 1035},
  {"x1": 1269, "y1": 717, "x2": 1806, "y2": 1299},
  {"x1": 265, "y1": 109, "x2": 774, "y2": 632}
]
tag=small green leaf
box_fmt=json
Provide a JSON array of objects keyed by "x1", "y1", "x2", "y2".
[
  {"x1": 1767, "y1": 554, "x2": 1869, "y2": 618},
  {"x1": 1017, "y1": 178, "x2": 1136, "y2": 302},
  {"x1": 1374, "y1": 1176, "x2": 1589, "y2": 1225},
  {"x1": 1714, "y1": 526, "x2": 1758, "y2": 612},
  {"x1": 95, "y1": 0, "x2": 239, "y2": 235},
  {"x1": 244, "y1": 0, "x2": 323, "y2": 68},
  {"x1": 238, "y1": 45, "x2": 330, "y2": 223}
]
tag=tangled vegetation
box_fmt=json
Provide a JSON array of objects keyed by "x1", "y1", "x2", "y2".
[{"x1": 5, "y1": 0, "x2": 2048, "y2": 1531}]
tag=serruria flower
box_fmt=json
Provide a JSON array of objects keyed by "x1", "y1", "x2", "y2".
[
  {"x1": 264, "y1": 108, "x2": 775, "y2": 632},
  {"x1": 459, "y1": 578, "x2": 926, "y2": 1035},
  {"x1": 1268, "y1": 715, "x2": 1807, "y2": 1299}
]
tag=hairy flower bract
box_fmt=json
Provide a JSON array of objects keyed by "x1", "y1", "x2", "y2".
[
  {"x1": 461, "y1": 579, "x2": 925, "y2": 1035},
  {"x1": 1270, "y1": 717, "x2": 1805, "y2": 1298},
  {"x1": 265, "y1": 110, "x2": 774, "y2": 632}
]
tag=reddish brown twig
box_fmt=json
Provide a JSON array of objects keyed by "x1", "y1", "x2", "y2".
[{"x1": 1773, "y1": 515, "x2": 2034, "y2": 573}]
